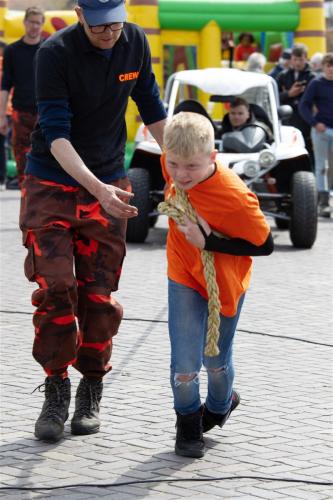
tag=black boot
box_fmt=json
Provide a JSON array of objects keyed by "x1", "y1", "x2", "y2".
[
  {"x1": 203, "y1": 390, "x2": 240, "y2": 433},
  {"x1": 71, "y1": 377, "x2": 103, "y2": 435},
  {"x1": 318, "y1": 191, "x2": 331, "y2": 218},
  {"x1": 34, "y1": 376, "x2": 71, "y2": 442},
  {"x1": 175, "y1": 408, "x2": 205, "y2": 458}
]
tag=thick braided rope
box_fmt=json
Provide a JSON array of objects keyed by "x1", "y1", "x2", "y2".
[{"x1": 158, "y1": 186, "x2": 221, "y2": 357}]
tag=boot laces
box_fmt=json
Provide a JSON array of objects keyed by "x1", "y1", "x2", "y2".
[
  {"x1": 75, "y1": 380, "x2": 101, "y2": 417},
  {"x1": 33, "y1": 379, "x2": 68, "y2": 420}
]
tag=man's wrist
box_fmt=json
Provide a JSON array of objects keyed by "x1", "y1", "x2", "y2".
[{"x1": 88, "y1": 178, "x2": 104, "y2": 199}]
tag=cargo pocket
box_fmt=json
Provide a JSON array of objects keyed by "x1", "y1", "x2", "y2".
[
  {"x1": 22, "y1": 230, "x2": 36, "y2": 282},
  {"x1": 112, "y1": 241, "x2": 126, "y2": 292}
]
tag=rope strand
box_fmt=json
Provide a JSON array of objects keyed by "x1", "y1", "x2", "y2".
[{"x1": 158, "y1": 186, "x2": 221, "y2": 356}]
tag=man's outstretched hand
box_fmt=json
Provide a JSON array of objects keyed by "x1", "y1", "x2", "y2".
[{"x1": 96, "y1": 184, "x2": 138, "y2": 218}]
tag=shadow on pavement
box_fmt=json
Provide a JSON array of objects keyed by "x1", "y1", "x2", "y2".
[
  {"x1": 0, "y1": 434, "x2": 220, "y2": 497},
  {"x1": 0, "y1": 436, "x2": 65, "y2": 493}
]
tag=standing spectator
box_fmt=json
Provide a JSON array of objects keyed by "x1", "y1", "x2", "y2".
[
  {"x1": 277, "y1": 44, "x2": 315, "y2": 160},
  {"x1": 246, "y1": 52, "x2": 267, "y2": 73},
  {"x1": 234, "y1": 33, "x2": 258, "y2": 62},
  {"x1": 0, "y1": 40, "x2": 7, "y2": 190},
  {"x1": 0, "y1": 6, "x2": 45, "y2": 189},
  {"x1": 19, "y1": 0, "x2": 166, "y2": 443},
  {"x1": 269, "y1": 48, "x2": 291, "y2": 80},
  {"x1": 299, "y1": 53, "x2": 333, "y2": 218},
  {"x1": 309, "y1": 52, "x2": 324, "y2": 78}
]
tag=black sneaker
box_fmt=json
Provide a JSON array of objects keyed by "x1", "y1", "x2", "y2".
[
  {"x1": 202, "y1": 390, "x2": 240, "y2": 433},
  {"x1": 71, "y1": 377, "x2": 103, "y2": 435},
  {"x1": 34, "y1": 376, "x2": 71, "y2": 442},
  {"x1": 175, "y1": 407, "x2": 205, "y2": 458}
]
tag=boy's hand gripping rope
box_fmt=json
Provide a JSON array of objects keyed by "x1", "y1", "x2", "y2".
[{"x1": 158, "y1": 186, "x2": 221, "y2": 357}]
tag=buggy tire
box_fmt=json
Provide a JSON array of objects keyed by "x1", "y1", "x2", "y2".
[
  {"x1": 126, "y1": 168, "x2": 150, "y2": 243},
  {"x1": 275, "y1": 218, "x2": 289, "y2": 230},
  {"x1": 290, "y1": 171, "x2": 317, "y2": 248}
]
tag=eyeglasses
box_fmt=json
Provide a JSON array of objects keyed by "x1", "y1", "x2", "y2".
[{"x1": 88, "y1": 22, "x2": 124, "y2": 34}]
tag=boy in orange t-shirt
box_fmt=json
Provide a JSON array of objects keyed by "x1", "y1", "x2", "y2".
[{"x1": 161, "y1": 112, "x2": 273, "y2": 458}]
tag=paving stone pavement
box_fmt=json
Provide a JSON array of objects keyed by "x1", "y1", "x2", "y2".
[{"x1": 0, "y1": 190, "x2": 332, "y2": 499}]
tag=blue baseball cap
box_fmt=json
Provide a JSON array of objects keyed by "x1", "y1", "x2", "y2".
[{"x1": 78, "y1": 0, "x2": 126, "y2": 26}]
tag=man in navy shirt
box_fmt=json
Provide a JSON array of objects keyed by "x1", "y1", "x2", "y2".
[
  {"x1": 299, "y1": 53, "x2": 333, "y2": 218},
  {"x1": 19, "y1": 0, "x2": 167, "y2": 442},
  {"x1": 0, "y1": 6, "x2": 45, "y2": 188}
]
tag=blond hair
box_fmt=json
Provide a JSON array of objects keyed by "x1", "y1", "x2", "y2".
[
  {"x1": 163, "y1": 111, "x2": 215, "y2": 158},
  {"x1": 24, "y1": 6, "x2": 45, "y2": 22}
]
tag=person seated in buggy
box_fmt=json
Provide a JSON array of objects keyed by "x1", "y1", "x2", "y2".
[
  {"x1": 174, "y1": 97, "x2": 273, "y2": 153},
  {"x1": 220, "y1": 97, "x2": 272, "y2": 140}
]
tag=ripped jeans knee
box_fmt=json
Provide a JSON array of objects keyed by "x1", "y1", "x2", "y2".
[
  {"x1": 174, "y1": 371, "x2": 200, "y2": 387},
  {"x1": 206, "y1": 364, "x2": 228, "y2": 374},
  {"x1": 172, "y1": 371, "x2": 201, "y2": 414},
  {"x1": 205, "y1": 362, "x2": 234, "y2": 414}
]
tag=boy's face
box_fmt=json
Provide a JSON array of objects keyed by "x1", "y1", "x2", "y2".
[
  {"x1": 165, "y1": 150, "x2": 216, "y2": 191},
  {"x1": 229, "y1": 105, "x2": 250, "y2": 129},
  {"x1": 323, "y1": 63, "x2": 333, "y2": 80}
]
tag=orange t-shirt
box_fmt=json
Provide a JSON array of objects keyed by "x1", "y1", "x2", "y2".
[{"x1": 161, "y1": 154, "x2": 270, "y2": 317}]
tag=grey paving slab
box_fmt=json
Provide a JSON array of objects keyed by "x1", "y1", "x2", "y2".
[{"x1": 1, "y1": 190, "x2": 333, "y2": 499}]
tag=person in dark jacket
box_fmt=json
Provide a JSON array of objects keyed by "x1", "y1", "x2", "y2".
[
  {"x1": 0, "y1": 6, "x2": 45, "y2": 188},
  {"x1": 299, "y1": 53, "x2": 333, "y2": 218},
  {"x1": 277, "y1": 44, "x2": 315, "y2": 160},
  {"x1": 269, "y1": 48, "x2": 291, "y2": 80},
  {"x1": 19, "y1": 0, "x2": 167, "y2": 443}
]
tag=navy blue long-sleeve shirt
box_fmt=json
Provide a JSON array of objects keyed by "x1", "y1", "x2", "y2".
[
  {"x1": 298, "y1": 77, "x2": 333, "y2": 128},
  {"x1": 27, "y1": 22, "x2": 166, "y2": 185}
]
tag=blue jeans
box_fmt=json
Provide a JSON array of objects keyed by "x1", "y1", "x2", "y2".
[
  {"x1": 311, "y1": 127, "x2": 333, "y2": 192},
  {"x1": 168, "y1": 279, "x2": 244, "y2": 416}
]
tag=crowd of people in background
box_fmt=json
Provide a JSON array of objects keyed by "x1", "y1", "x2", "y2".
[
  {"x1": 234, "y1": 35, "x2": 333, "y2": 219},
  {"x1": 252, "y1": 43, "x2": 333, "y2": 219}
]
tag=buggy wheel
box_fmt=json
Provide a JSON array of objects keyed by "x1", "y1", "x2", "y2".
[
  {"x1": 275, "y1": 218, "x2": 289, "y2": 230},
  {"x1": 290, "y1": 171, "x2": 317, "y2": 248},
  {"x1": 126, "y1": 168, "x2": 150, "y2": 243}
]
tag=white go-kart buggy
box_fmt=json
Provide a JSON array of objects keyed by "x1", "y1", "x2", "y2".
[{"x1": 126, "y1": 68, "x2": 317, "y2": 248}]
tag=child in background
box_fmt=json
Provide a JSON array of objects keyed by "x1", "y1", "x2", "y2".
[
  {"x1": 234, "y1": 32, "x2": 257, "y2": 62},
  {"x1": 159, "y1": 112, "x2": 273, "y2": 458}
]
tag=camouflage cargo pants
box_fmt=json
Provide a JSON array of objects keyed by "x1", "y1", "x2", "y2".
[
  {"x1": 19, "y1": 175, "x2": 130, "y2": 379},
  {"x1": 12, "y1": 110, "x2": 37, "y2": 187}
]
